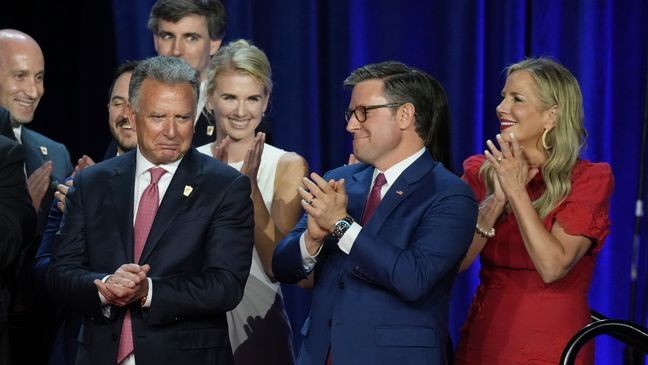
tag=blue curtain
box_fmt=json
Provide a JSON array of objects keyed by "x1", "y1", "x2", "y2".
[{"x1": 112, "y1": 1, "x2": 648, "y2": 362}]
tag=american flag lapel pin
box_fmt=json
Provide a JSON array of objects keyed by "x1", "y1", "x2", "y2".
[
  {"x1": 183, "y1": 185, "x2": 193, "y2": 197},
  {"x1": 39, "y1": 146, "x2": 48, "y2": 156}
]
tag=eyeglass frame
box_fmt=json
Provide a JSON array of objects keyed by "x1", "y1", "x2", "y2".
[{"x1": 344, "y1": 103, "x2": 404, "y2": 123}]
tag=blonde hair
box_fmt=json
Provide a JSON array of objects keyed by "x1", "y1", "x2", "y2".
[
  {"x1": 481, "y1": 57, "x2": 586, "y2": 218},
  {"x1": 206, "y1": 39, "x2": 272, "y2": 97}
]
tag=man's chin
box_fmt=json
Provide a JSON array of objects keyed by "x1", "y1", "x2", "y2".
[
  {"x1": 114, "y1": 137, "x2": 137, "y2": 153},
  {"x1": 117, "y1": 143, "x2": 137, "y2": 153},
  {"x1": 10, "y1": 116, "x2": 33, "y2": 126},
  {"x1": 157, "y1": 151, "x2": 185, "y2": 164}
]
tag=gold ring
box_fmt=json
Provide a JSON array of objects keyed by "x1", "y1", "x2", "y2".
[{"x1": 497, "y1": 157, "x2": 503, "y2": 162}]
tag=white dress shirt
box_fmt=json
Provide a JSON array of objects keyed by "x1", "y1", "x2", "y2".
[
  {"x1": 300, "y1": 148, "x2": 426, "y2": 272},
  {"x1": 100, "y1": 148, "x2": 184, "y2": 365}
]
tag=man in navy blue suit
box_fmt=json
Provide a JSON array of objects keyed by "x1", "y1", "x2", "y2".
[
  {"x1": 48, "y1": 56, "x2": 254, "y2": 365},
  {"x1": 0, "y1": 28, "x2": 73, "y2": 364},
  {"x1": 273, "y1": 61, "x2": 478, "y2": 365}
]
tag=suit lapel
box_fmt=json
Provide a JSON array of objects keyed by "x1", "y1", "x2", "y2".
[
  {"x1": 109, "y1": 153, "x2": 136, "y2": 262},
  {"x1": 139, "y1": 149, "x2": 202, "y2": 264},
  {"x1": 365, "y1": 153, "x2": 435, "y2": 230},
  {"x1": 348, "y1": 166, "x2": 374, "y2": 221}
]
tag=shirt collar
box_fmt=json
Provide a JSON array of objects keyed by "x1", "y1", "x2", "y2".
[
  {"x1": 373, "y1": 147, "x2": 426, "y2": 186},
  {"x1": 12, "y1": 125, "x2": 22, "y2": 144},
  {"x1": 135, "y1": 147, "x2": 183, "y2": 178},
  {"x1": 196, "y1": 79, "x2": 207, "y2": 124}
]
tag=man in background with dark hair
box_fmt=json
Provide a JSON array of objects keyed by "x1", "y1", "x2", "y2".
[
  {"x1": 147, "y1": 0, "x2": 271, "y2": 146},
  {"x1": 103, "y1": 61, "x2": 141, "y2": 160},
  {"x1": 147, "y1": 0, "x2": 225, "y2": 147}
]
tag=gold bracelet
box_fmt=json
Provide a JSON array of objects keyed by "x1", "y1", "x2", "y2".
[{"x1": 475, "y1": 223, "x2": 495, "y2": 238}]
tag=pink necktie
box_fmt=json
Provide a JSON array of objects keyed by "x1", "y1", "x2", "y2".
[
  {"x1": 117, "y1": 167, "x2": 166, "y2": 363},
  {"x1": 360, "y1": 172, "x2": 387, "y2": 225}
]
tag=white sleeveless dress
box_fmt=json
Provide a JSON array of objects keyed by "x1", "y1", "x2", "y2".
[{"x1": 197, "y1": 143, "x2": 294, "y2": 364}]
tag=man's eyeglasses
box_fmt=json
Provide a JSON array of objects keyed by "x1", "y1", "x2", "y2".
[{"x1": 344, "y1": 103, "x2": 403, "y2": 123}]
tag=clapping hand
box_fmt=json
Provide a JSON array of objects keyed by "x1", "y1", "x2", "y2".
[
  {"x1": 94, "y1": 264, "x2": 150, "y2": 307},
  {"x1": 298, "y1": 173, "x2": 348, "y2": 242},
  {"x1": 211, "y1": 136, "x2": 231, "y2": 162},
  {"x1": 54, "y1": 155, "x2": 96, "y2": 212},
  {"x1": 71, "y1": 154, "x2": 95, "y2": 178},
  {"x1": 240, "y1": 132, "x2": 265, "y2": 184},
  {"x1": 27, "y1": 161, "x2": 53, "y2": 211},
  {"x1": 484, "y1": 133, "x2": 539, "y2": 199}
]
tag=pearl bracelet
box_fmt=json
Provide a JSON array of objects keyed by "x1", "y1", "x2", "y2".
[{"x1": 475, "y1": 223, "x2": 495, "y2": 238}]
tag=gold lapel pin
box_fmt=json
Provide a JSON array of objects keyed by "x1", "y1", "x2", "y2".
[
  {"x1": 183, "y1": 185, "x2": 193, "y2": 197},
  {"x1": 39, "y1": 146, "x2": 48, "y2": 156},
  {"x1": 206, "y1": 125, "x2": 214, "y2": 136}
]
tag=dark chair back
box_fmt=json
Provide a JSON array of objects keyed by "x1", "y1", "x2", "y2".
[{"x1": 560, "y1": 310, "x2": 648, "y2": 365}]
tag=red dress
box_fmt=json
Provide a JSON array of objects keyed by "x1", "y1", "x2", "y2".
[{"x1": 454, "y1": 155, "x2": 614, "y2": 365}]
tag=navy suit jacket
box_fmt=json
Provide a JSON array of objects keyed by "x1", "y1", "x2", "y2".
[
  {"x1": 0, "y1": 108, "x2": 13, "y2": 140},
  {"x1": 273, "y1": 152, "x2": 477, "y2": 365},
  {"x1": 47, "y1": 148, "x2": 254, "y2": 365},
  {"x1": 0, "y1": 133, "x2": 36, "y2": 364},
  {"x1": 0, "y1": 121, "x2": 31, "y2": 272}
]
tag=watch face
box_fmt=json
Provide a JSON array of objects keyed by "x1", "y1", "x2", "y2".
[
  {"x1": 333, "y1": 219, "x2": 352, "y2": 239},
  {"x1": 337, "y1": 221, "x2": 351, "y2": 230}
]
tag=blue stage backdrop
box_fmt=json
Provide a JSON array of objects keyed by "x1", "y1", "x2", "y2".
[{"x1": 108, "y1": 0, "x2": 648, "y2": 362}]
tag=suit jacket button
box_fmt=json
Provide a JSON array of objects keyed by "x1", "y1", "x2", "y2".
[
  {"x1": 338, "y1": 280, "x2": 345, "y2": 289},
  {"x1": 328, "y1": 319, "x2": 332, "y2": 327},
  {"x1": 112, "y1": 333, "x2": 118, "y2": 341}
]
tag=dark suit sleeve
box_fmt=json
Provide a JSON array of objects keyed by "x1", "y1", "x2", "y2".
[
  {"x1": 47, "y1": 171, "x2": 107, "y2": 317},
  {"x1": 0, "y1": 140, "x2": 30, "y2": 271},
  {"x1": 32, "y1": 197, "x2": 65, "y2": 290},
  {"x1": 272, "y1": 214, "x2": 310, "y2": 284},
  {"x1": 144, "y1": 174, "x2": 254, "y2": 324},
  {"x1": 345, "y1": 183, "x2": 477, "y2": 302}
]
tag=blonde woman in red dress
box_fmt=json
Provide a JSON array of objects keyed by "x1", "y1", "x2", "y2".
[{"x1": 455, "y1": 58, "x2": 614, "y2": 365}]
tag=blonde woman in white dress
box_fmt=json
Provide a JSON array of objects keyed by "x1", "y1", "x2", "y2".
[{"x1": 197, "y1": 39, "x2": 307, "y2": 365}]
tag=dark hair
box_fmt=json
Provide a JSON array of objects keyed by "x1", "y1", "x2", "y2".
[
  {"x1": 107, "y1": 60, "x2": 140, "y2": 101},
  {"x1": 148, "y1": 0, "x2": 227, "y2": 40},
  {"x1": 344, "y1": 61, "x2": 453, "y2": 169},
  {"x1": 129, "y1": 56, "x2": 200, "y2": 112}
]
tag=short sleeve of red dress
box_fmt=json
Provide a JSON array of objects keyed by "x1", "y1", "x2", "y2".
[
  {"x1": 551, "y1": 161, "x2": 614, "y2": 253},
  {"x1": 461, "y1": 155, "x2": 487, "y2": 202}
]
